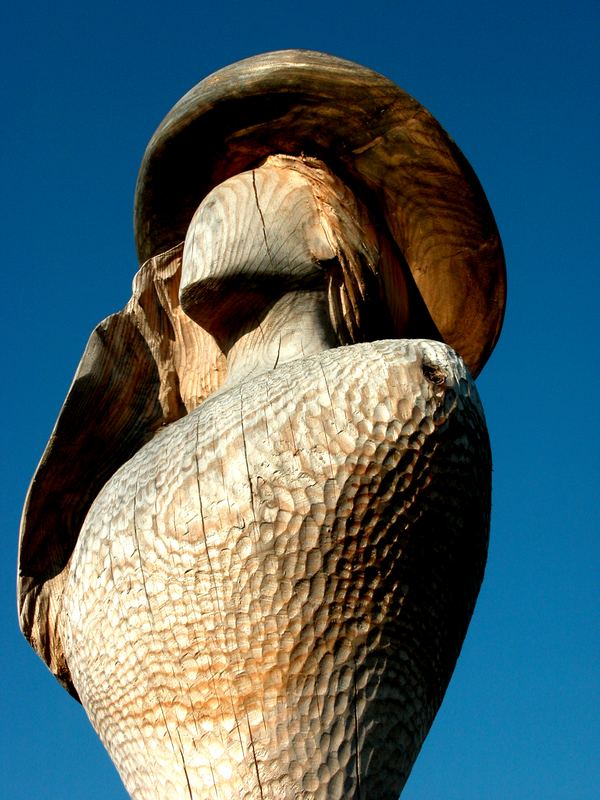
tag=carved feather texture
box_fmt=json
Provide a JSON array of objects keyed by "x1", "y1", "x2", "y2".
[
  {"x1": 59, "y1": 339, "x2": 490, "y2": 799},
  {"x1": 18, "y1": 53, "x2": 504, "y2": 797}
]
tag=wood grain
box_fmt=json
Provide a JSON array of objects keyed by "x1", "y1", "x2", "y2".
[
  {"x1": 60, "y1": 339, "x2": 490, "y2": 799},
  {"x1": 18, "y1": 51, "x2": 502, "y2": 798},
  {"x1": 18, "y1": 244, "x2": 224, "y2": 695},
  {"x1": 180, "y1": 154, "x2": 412, "y2": 386},
  {"x1": 135, "y1": 50, "x2": 506, "y2": 377}
]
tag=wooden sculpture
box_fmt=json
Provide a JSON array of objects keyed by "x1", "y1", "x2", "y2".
[{"x1": 18, "y1": 51, "x2": 506, "y2": 799}]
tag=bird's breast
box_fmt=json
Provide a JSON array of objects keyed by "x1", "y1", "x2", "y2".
[{"x1": 61, "y1": 339, "x2": 489, "y2": 800}]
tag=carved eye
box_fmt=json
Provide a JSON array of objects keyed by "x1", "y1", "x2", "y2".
[{"x1": 422, "y1": 362, "x2": 446, "y2": 386}]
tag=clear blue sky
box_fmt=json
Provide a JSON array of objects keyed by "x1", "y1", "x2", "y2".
[{"x1": 1, "y1": 1, "x2": 598, "y2": 798}]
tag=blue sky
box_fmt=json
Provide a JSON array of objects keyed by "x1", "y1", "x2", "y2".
[{"x1": 1, "y1": 1, "x2": 598, "y2": 798}]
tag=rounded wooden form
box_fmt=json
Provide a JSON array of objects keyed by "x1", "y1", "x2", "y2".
[
  {"x1": 60, "y1": 339, "x2": 490, "y2": 799},
  {"x1": 18, "y1": 53, "x2": 502, "y2": 799},
  {"x1": 135, "y1": 49, "x2": 506, "y2": 376}
]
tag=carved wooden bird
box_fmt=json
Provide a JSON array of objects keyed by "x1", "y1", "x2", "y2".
[{"x1": 18, "y1": 51, "x2": 505, "y2": 799}]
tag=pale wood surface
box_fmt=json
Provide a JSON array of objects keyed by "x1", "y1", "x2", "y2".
[
  {"x1": 60, "y1": 339, "x2": 489, "y2": 799},
  {"x1": 180, "y1": 154, "x2": 411, "y2": 389},
  {"x1": 135, "y1": 50, "x2": 506, "y2": 377},
  {"x1": 18, "y1": 244, "x2": 223, "y2": 694},
  {"x1": 18, "y1": 52, "x2": 501, "y2": 799}
]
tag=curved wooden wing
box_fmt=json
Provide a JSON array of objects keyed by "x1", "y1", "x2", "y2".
[{"x1": 17, "y1": 245, "x2": 222, "y2": 692}]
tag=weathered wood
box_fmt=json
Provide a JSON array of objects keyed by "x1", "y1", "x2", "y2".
[
  {"x1": 18, "y1": 50, "x2": 503, "y2": 799},
  {"x1": 135, "y1": 50, "x2": 506, "y2": 378},
  {"x1": 18, "y1": 244, "x2": 225, "y2": 695},
  {"x1": 180, "y1": 155, "x2": 339, "y2": 384},
  {"x1": 60, "y1": 339, "x2": 490, "y2": 799},
  {"x1": 180, "y1": 154, "x2": 411, "y2": 387}
]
